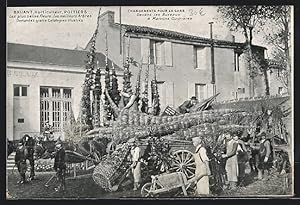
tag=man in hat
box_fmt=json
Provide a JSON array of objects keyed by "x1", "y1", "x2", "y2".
[
  {"x1": 234, "y1": 132, "x2": 248, "y2": 186},
  {"x1": 257, "y1": 132, "x2": 272, "y2": 180},
  {"x1": 52, "y1": 140, "x2": 66, "y2": 192},
  {"x1": 15, "y1": 141, "x2": 27, "y2": 184},
  {"x1": 178, "y1": 96, "x2": 198, "y2": 114},
  {"x1": 128, "y1": 138, "x2": 142, "y2": 191},
  {"x1": 222, "y1": 132, "x2": 239, "y2": 189},
  {"x1": 192, "y1": 137, "x2": 211, "y2": 196}
]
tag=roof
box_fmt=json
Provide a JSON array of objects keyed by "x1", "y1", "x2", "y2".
[
  {"x1": 7, "y1": 43, "x2": 122, "y2": 71},
  {"x1": 119, "y1": 23, "x2": 244, "y2": 47},
  {"x1": 115, "y1": 23, "x2": 266, "y2": 50}
]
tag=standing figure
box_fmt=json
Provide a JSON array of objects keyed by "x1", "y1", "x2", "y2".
[
  {"x1": 178, "y1": 96, "x2": 198, "y2": 114},
  {"x1": 236, "y1": 135, "x2": 248, "y2": 186},
  {"x1": 222, "y1": 133, "x2": 239, "y2": 189},
  {"x1": 44, "y1": 121, "x2": 54, "y2": 141},
  {"x1": 128, "y1": 138, "x2": 141, "y2": 191},
  {"x1": 257, "y1": 132, "x2": 272, "y2": 180},
  {"x1": 192, "y1": 137, "x2": 211, "y2": 196},
  {"x1": 15, "y1": 142, "x2": 27, "y2": 184},
  {"x1": 52, "y1": 140, "x2": 66, "y2": 192}
]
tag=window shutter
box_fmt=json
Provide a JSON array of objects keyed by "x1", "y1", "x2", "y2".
[
  {"x1": 141, "y1": 38, "x2": 150, "y2": 64},
  {"x1": 206, "y1": 84, "x2": 214, "y2": 98},
  {"x1": 193, "y1": 46, "x2": 197, "y2": 68},
  {"x1": 166, "y1": 82, "x2": 174, "y2": 107},
  {"x1": 155, "y1": 42, "x2": 164, "y2": 65},
  {"x1": 164, "y1": 41, "x2": 173, "y2": 66},
  {"x1": 188, "y1": 82, "x2": 195, "y2": 99},
  {"x1": 205, "y1": 47, "x2": 210, "y2": 69}
]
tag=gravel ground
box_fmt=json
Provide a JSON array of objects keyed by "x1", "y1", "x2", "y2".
[{"x1": 6, "y1": 169, "x2": 293, "y2": 199}]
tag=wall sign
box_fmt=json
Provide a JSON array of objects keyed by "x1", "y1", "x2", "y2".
[{"x1": 7, "y1": 70, "x2": 38, "y2": 78}]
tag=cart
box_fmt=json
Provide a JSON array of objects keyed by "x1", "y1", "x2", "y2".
[{"x1": 140, "y1": 171, "x2": 196, "y2": 197}]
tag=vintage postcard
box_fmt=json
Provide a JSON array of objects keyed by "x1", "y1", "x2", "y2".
[{"x1": 6, "y1": 5, "x2": 293, "y2": 199}]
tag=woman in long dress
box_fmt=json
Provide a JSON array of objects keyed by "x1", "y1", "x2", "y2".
[
  {"x1": 222, "y1": 133, "x2": 239, "y2": 189},
  {"x1": 192, "y1": 137, "x2": 211, "y2": 196}
]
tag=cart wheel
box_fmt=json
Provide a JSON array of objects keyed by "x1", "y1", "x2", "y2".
[
  {"x1": 170, "y1": 150, "x2": 195, "y2": 179},
  {"x1": 141, "y1": 182, "x2": 153, "y2": 197}
]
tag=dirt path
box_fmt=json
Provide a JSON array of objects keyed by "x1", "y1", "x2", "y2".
[{"x1": 6, "y1": 170, "x2": 292, "y2": 199}]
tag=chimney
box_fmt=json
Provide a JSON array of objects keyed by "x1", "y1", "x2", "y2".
[{"x1": 100, "y1": 11, "x2": 115, "y2": 25}]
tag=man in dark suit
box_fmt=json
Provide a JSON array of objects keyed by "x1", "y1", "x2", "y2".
[
  {"x1": 257, "y1": 132, "x2": 273, "y2": 180},
  {"x1": 178, "y1": 96, "x2": 198, "y2": 114},
  {"x1": 52, "y1": 140, "x2": 66, "y2": 192},
  {"x1": 15, "y1": 142, "x2": 27, "y2": 184}
]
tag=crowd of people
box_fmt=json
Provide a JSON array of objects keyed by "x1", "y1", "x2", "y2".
[
  {"x1": 12, "y1": 127, "x2": 280, "y2": 196},
  {"x1": 191, "y1": 131, "x2": 274, "y2": 196},
  {"x1": 11, "y1": 97, "x2": 284, "y2": 196}
]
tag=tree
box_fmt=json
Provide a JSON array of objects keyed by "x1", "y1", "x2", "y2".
[
  {"x1": 64, "y1": 108, "x2": 76, "y2": 141},
  {"x1": 92, "y1": 60, "x2": 102, "y2": 127},
  {"x1": 133, "y1": 59, "x2": 143, "y2": 111},
  {"x1": 110, "y1": 62, "x2": 121, "y2": 107},
  {"x1": 119, "y1": 36, "x2": 138, "y2": 108},
  {"x1": 81, "y1": 43, "x2": 95, "y2": 129},
  {"x1": 217, "y1": 6, "x2": 270, "y2": 96},
  {"x1": 264, "y1": 6, "x2": 291, "y2": 94},
  {"x1": 104, "y1": 32, "x2": 113, "y2": 121},
  {"x1": 80, "y1": 8, "x2": 102, "y2": 129},
  {"x1": 151, "y1": 64, "x2": 160, "y2": 116},
  {"x1": 141, "y1": 61, "x2": 150, "y2": 113}
]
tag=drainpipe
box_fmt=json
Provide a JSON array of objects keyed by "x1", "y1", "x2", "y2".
[{"x1": 209, "y1": 22, "x2": 216, "y2": 94}]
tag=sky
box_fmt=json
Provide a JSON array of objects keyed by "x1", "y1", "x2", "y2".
[{"x1": 7, "y1": 6, "x2": 278, "y2": 53}]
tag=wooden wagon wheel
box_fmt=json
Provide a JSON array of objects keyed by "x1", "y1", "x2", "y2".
[
  {"x1": 170, "y1": 150, "x2": 195, "y2": 179},
  {"x1": 141, "y1": 182, "x2": 153, "y2": 197}
]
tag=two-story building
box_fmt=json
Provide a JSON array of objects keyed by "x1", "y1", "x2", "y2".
[
  {"x1": 87, "y1": 11, "x2": 270, "y2": 111},
  {"x1": 7, "y1": 11, "x2": 285, "y2": 140}
]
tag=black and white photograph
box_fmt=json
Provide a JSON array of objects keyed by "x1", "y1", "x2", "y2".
[{"x1": 6, "y1": 5, "x2": 293, "y2": 199}]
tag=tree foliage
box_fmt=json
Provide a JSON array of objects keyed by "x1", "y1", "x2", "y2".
[
  {"x1": 217, "y1": 6, "x2": 268, "y2": 44},
  {"x1": 264, "y1": 6, "x2": 291, "y2": 93},
  {"x1": 217, "y1": 6, "x2": 272, "y2": 96},
  {"x1": 80, "y1": 32, "x2": 97, "y2": 130},
  {"x1": 110, "y1": 62, "x2": 121, "y2": 107}
]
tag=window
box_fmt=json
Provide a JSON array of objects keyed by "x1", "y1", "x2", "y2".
[
  {"x1": 193, "y1": 46, "x2": 206, "y2": 69},
  {"x1": 149, "y1": 40, "x2": 172, "y2": 66},
  {"x1": 40, "y1": 87, "x2": 72, "y2": 133},
  {"x1": 278, "y1": 87, "x2": 283, "y2": 95},
  {"x1": 237, "y1": 88, "x2": 245, "y2": 94},
  {"x1": 195, "y1": 84, "x2": 206, "y2": 101},
  {"x1": 14, "y1": 86, "x2": 20, "y2": 96},
  {"x1": 150, "y1": 40, "x2": 155, "y2": 64},
  {"x1": 18, "y1": 118, "x2": 24, "y2": 123},
  {"x1": 14, "y1": 85, "x2": 28, "y2": 97},
  {"x1": 234, "y1": 52, "x2": 240, "y2": 72},
  {"x1": 22, "y1": 87, "x2": 27, "y2": 96},
  {"x1": 155, "y1": 41, "x2": 164, "y2": 65}
]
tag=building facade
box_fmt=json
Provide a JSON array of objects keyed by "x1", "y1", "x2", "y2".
[
  {"x1": 7, "y1": 43, "x2": 123, "y2": 140},
  {"x1": 88, "y1": 11, "x2": 275, "y2": 112},
  {"x1": 7, "y1": 11, "x2": 286, "y2": 140}
]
